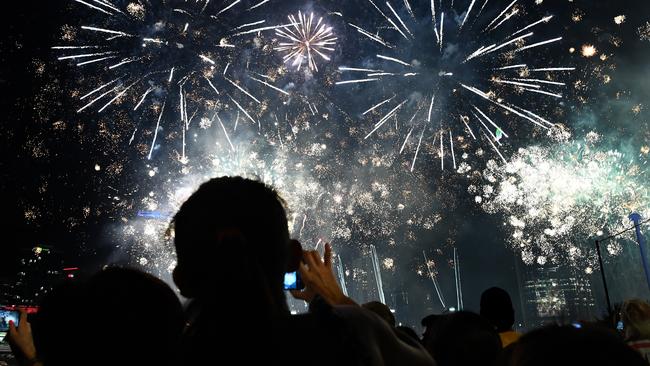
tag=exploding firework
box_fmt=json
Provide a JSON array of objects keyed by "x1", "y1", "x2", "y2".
[
  {"x1": 53, "y1": 0, "x2": 292, "y2": 162},
  {"x1": 118, "y1": 127, "x2": 447, "y2": 284},
  {"x1": 338, "y1": 0, "x2": 573, "y2": 172},
  {"x1": 472, "y1": 132, "x2": 650, "y2": 270},
  {"x1": 275, "y1": 11, "x2": 338, "y2": 72}
]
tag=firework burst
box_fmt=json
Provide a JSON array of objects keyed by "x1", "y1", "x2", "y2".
[
  {"x1": 53, "y1": 0, "x2": 292, "y2": 162},
  {"x1": 472, "y1": 132, "x2": 650, "y2": 270},
  {"x1": 274, "y1": 11, "x2": 338, "y2": 72},
  {"x1": 338, "y1": 0, "x2": 574, "y2": 172}
]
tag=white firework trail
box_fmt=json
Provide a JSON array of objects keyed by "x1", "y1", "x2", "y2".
[
  {"x1": 338, "y1": 0, "x2": 572, "y2": 172},
  {"x1": 54, "y1": 0, "x2": 289, "y2": 161}
]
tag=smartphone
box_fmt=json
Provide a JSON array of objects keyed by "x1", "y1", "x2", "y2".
[
  {"x1": 283, "y1": 271, "x2": 304, "y2": 291},
  {"x1": 0, "y1": 310, "x2": 19, "y2": 332},
  {"x1": 0, "y1": 309, "x2": 19, "y2": 342},
  {"x1": 617, "y1": 320, "x2": 624, "y2": 331}
]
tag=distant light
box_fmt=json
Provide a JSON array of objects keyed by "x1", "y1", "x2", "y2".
[
  {"x1": 390, "y1": 309, "x2": 396, "y2": 313},
  {"x1": 449, "y1": 307, "x2": 456, "y2": 312},
  {"x1": 63, "y1": 267, "x2": 79, "y2": 271},
  {"x1": 94, "y1": 164, "x2": 101, "y2": 171},
  {"x1": 290, "y1": 310, "x2": 297, "y2": 315},
  {"x1": 67, "y1": 274, "x2": 75, "y2": 279}
]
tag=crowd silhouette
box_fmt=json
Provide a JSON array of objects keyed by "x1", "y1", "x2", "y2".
[{"x1": 5, "y1": 177, "x2": 650, "y2": 365}]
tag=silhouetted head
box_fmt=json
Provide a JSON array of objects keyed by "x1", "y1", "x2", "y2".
[
  {"x1": 172, "y1": 177, "x2": 296, "y2": 308},
  {"x1": 421, "y1": 313, "x2": 447, "y2": 344},
  {"x1": 32, "y1": 281, "x2": 84, "y2": 365},
  {"x1": 424, "y1": 311, "x2": 502, "y2": 366},
  {"x1": 34, "y1": 267, "x2": 184, "y2": 366},
  {"x1": 480, "y1": 287, "x2": 515, "y2": 332},
  {"x1": 621, "y1": 299, "x2": 650, "y2": 341},
  {"x1": 363, "y1": 301, "x2": 396, "y2": 327},
  {"x1": 507, "y1": 325, "x2": 646, "y2": 366}
]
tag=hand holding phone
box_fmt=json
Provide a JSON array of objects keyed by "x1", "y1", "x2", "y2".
[
  {"x1": 6, "y1": 310, "x2": 39, "y2": 364},
  {"x1": 291, "y1": 243, "x2": 356, "y2": 306}
]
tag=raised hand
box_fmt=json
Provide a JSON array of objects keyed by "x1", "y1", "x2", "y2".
[
  {"x1": 7, "y1": 310, "x2": 42, "y2": 366},
  {"x1": 291, "y1": 243, "x2": 356, "y2": 306}
]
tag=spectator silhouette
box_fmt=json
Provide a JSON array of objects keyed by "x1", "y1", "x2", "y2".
[
  {"x1": 481, "y1": 287, "x2": 521, "y2": 347},
  {"x1": 12, "y1": 267, "x2": 185, "y2": 366},
  {"x1": 421, "y1": 314, "x2": 447, "y2": 346},
  {"x1": 423, "y1": 311, "x2": 502, "y2": 366},
  {"x1": 396, "y1": 326, "x2": 421, "y2": 343},
  {"x1": 172, "y1": 177, "x2": 435, "y2": 365},
  {"x1": 363, "y1": 301, "x2": 396, "y2": 327},
  {"x1": 504, "y1": 325, "x2": 646, "y2": 366}
]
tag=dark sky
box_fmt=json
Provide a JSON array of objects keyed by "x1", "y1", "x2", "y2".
[{"x1": 1, "y1": 0, "x2": 649, "y2": 322}]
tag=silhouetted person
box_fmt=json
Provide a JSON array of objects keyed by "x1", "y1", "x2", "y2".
[
  {"x1": 421, "y1": 314, "x2": 447, "y2": 346},
  {"x1": 10, "y1": 267, "x2": 185, "y2": 366},
  {"x1": 423, "y1": 311, "x2": 502, "y2": 366},
  {"x1": 396, "y1": 326, "x2": 421, "y2": 343},
  {"x1": 481, "y1": 287, "x2": 521, "y2": 347},
  {"x1": 172, "y1": 177, "x2": 435, "y2": 365},
  {"x1": 363, "y1": 301, "x2": 396, "y2": 327},
  {"x1": 505, "y1": 325, "x2": 646, "y2": 366}
]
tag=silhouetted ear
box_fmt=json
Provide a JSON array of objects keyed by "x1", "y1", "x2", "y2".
[
  {"x1": 173, "y1": 264, "x2": 197, "y2": 298},
  {"x1": 286, "y1": 239, "x2": 303, "y2": 272}
]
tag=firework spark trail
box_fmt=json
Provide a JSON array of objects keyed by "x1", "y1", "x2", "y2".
[
  {"x1": 494, "y1": 64, "x2": 526, "y2": 70},
  {"x1": 403, "y1": 0, "x2": 414, "y2": 18},
  {"x1": 248, "y1": 76, "x2": 290, "y2": 96},
  {"x1": 485, "y1": 0, "x2": 517, "y2": 31},
  {"x1": 365, "y1": 99, "x2": 408, "y2": 139},
  {"x1": 386, "y1": 1, "x2": 413, "y2": 38},
  {"x1": 509, "y1": 15, "x2": 554, "y2": 38},
  {"x1": 363, "y1": 96, "x2": 396, "y2": 115},
  {"x1": 274, "y1": 11, "x2": 337, "y2": 72},
  {"x1": 339, "y1": 0, "x2": 571, "y2": 172},
  {"x1": 449, "y1": 131, "x2": 457, "y2": 170},
  {"x1": 460, "y1": 0, "x2": 476, "y2": 29},
  {"x1": 424, "y1": 251, "x2": 446, "y2": 308},
  {"x1": 401, "y1": 126, "x2": 415, "y2": 154},
  {"x1": 489, "y1": 8, "x2": 519, "y2": 32},
  {"x1": 148, "y1": 102, "x2": 165, "y2": 160},
  {"x1": 348, "y1": 23, "x2": 391, "y2": 47},
  {"x1": 216, "y1": 113, "x2": 235, "y2": 152},
  {"x1": 56, "y1": 0, "x2": 290, "y2": 161},
  {"x1": 410, "y1": 127, "x2": 425, "y2": 172}
]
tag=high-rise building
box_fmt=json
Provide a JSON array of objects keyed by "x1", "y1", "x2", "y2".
[{"x1": 518, "y1": 263, "x2": 596, "y2": 329}]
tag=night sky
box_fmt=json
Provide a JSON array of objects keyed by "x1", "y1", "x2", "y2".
[{"x1": 1, "y1": 0, "x2": 649, "y2": 324}]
